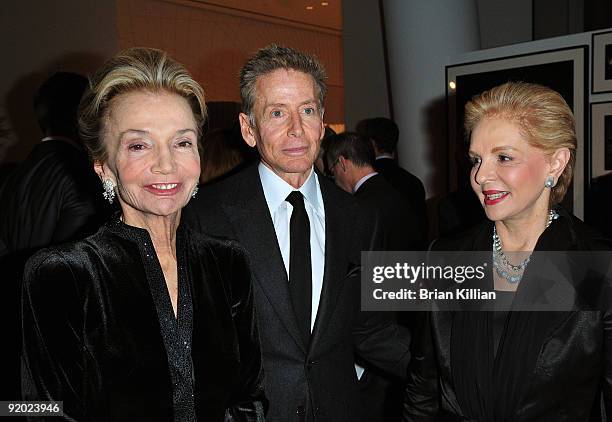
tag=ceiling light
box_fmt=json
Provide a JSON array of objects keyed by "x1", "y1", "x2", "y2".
[
  {"x1": 449, "y1": 81, "x2": 456, "y2": 90},
  {"x1": 321, "y1": 1, "x2": 329, "y2": 5},
  {"x1": 306, "y1": 5, "x2": 314, "y2": 10}
]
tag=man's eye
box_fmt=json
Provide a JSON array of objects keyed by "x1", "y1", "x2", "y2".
[
  {"x1": 303, "y1": 107, "x2": 315, "y2": 115},
  {"x1": 469, "y1": 156, "x2": 481, "y2": 166},
  {"x1": 271, "y1": 110, "x2": 283, "y2": 118},
  {"x1": 177, "y1": 139, "x2": 193, "y2": 148}
]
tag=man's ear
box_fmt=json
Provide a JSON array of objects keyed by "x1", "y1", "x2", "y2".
[
  {"x1": 318, "y1": 109, "x2": 325, "y2": 141},
  {"x1": 338, "y1": 155, "x2": 348, "y2": 173},
  {"x1": 239, "y1": 113, "x2": 257, "y2": 148},
  {"x1": 549, "y1": 147, "x2": 570, "y2": 180},
  {"x1": 370, "y1": 139, "x2": 381, "y2": 156}
]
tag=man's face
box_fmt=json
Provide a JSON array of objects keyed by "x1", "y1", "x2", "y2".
[{"x1": 239, "y1": 69, "x2": 325, "y2": 188}]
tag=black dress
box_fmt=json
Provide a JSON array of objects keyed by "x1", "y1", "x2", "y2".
[
  {"x1": 403, "y1": 208, "x2": 612, "y2": 421},
  {"x1": 21, "y1": 218, "x2": 266, "y2": 421}
]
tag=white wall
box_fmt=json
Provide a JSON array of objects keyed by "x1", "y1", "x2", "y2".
[
  {"x1": 342, "y1": 0, "x2": 391, "y2": 130},
  {"x1": 381, "y1": 0, "x2": 481, "y2": 198}
]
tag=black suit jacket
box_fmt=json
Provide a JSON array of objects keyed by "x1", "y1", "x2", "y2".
[
  {"x1": 355, "y1": 174, "x2": 422, "y2": 251},
  {"x1": 0, "y1": 139, "x2": 107, "y2": 255},
  {"x1": 353, "y1": 174, "x2": 422, "y2": 422},
  {"x1": 374, "y1": 158, "x2": 427, "y2": 247},
  {"x1": 183, "y1": 164, "x2": 411, "y2": 421},
  {"x1": 403, "y1": 209, "x2": 612, "y2": 421}
]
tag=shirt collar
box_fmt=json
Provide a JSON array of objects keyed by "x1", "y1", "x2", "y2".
[
  {"x1": 258, "y1": 162, "x2": 323, "y2": 216},
  {"x1": 375, "y1": 154, "x2": 394, "y2": 160},
  {"x1": 354, "y1": 172, "x2": 378, "y2": 193}
]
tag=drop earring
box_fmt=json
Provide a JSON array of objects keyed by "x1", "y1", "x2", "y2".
[
  {"x1": 102, "y1": 179, "x2": 116, "y2": 204},
  {"x1": 191, "y1": 185, "x2": 199, "y2": 198}
]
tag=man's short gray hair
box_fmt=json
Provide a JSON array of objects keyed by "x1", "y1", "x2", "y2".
[{"x1": 239, "y1": 44, "x2": 327, "y2": 124}]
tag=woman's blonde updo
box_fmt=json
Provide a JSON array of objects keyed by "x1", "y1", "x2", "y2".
[
  {"x1": 464, "y1": 81, "x2": 576, "y2": 206},
  {"x1": 78, "y1": 47, "x2": 206, "y2": 164}
]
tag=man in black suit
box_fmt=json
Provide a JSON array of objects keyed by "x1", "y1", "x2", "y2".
[
  {"x1": 0, "y1": 72, "x2": 107, "y2": 257},
  {"x1": 0, "y1": 72, "x2": 108, "y2": 401},
  {"x1": 326, "y1": 131, "x2": 421, "y2": 252},
  {"x1": 184, "y1": 45, "x2": 411, "y2": 421},
  {"x1": 356, "y1": 117, "x2": 428, "y2": 247},
  {"x1": 325, "y1": 131, "x2": 420, "y2": 421}
]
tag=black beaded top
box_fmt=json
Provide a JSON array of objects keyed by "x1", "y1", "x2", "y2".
[{"x1": 111, "y1": 218, "x2": 196, "y2": 422}]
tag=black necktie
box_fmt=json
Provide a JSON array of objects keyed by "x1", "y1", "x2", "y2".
[{"x1": 286, "y1": 191, "x2": 312, "y2": 345}]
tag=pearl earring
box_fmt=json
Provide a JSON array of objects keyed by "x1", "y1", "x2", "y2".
[{"x1": 544, "y1": 175, "x2": 555, "y2": 188}]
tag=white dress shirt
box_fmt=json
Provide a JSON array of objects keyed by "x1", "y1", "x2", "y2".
[{"x1": 258, "y1": 163, "x2": 326, "y2": 331}]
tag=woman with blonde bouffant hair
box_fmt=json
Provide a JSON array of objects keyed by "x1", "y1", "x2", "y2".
[
  {"x1": 21, "y1": 47, "x2": 266, "y2": 421},
  {"x1": 403, "y1": 82, "x2": 612, "y2": 421}
]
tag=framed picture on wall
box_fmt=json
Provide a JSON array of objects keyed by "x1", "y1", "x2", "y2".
[
  {"x1": 591, "y1": 101, "x2": 612, "y2": 178},
  {"x1": 446, "y1": 46, "x2": 587, "y2": 219},
  {"x1": 592, "y1": 30, "x2": 612, "y2": 94}
]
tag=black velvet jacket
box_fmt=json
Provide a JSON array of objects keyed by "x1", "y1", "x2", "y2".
[
  {"x1": 403, "y1": 209, "x2": 612, "y2": 421},
  {"x1": 21, "y1": 219, "x2": 265, "y2": 421}
]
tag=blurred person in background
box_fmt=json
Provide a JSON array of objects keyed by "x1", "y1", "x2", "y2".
[
  {"x1": 199, "y1": 126, "x2": 256, "y2": 185},
  {"x1": 0, "y1": 72, "x2": 107, "y2": 401},
  {"x1": 314, "y1": 125, "x2": 336, "y2": 176},
  {"x1": 325, "y1": 130, "x2": 420, "y2": 421},
  {"x1": 357, "y1": 117, "x2": 428, "y2": 247},
  {"x1": 325, "y1": 131, "x2": 421, "y2": 251}
]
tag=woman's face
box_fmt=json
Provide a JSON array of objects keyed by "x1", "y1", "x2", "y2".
[
  {"x1": 469, "y1": 117, "x2": 552, "y2": 224},
  {"x1": 95, "y1": 90, "x2": 200, "y2": 221}
]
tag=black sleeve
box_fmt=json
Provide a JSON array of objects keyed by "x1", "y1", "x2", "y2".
[
  {"x1": 401, "y1": 314, "x2": 439, "y2": 421},
  {"x1": 352, "y1": 308, "x2": 412, "y2": 377},
  {"x1": 53, "y1": 182, "x2": 99, "y2": 244},
  {"x1": 21, "y1": 250, "x2": 85, "y2": 421},
  {"x1": 224, "y1": 242, "x2": 267, "y2": 422},
  {"x1": 52, "y1": 151, "x2": 107, "y2": 245}
]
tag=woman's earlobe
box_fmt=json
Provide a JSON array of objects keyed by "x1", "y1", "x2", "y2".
[{"x1": 93, "y1": 160, "x2": 104, "y2": 180}]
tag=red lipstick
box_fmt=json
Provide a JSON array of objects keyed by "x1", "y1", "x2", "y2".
[{"x1": 482, "y1": 190, "x2": 509, "y2": 206}]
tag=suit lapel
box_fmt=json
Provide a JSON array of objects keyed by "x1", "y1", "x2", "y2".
[
  {"x1": 222, "y1": 167, "x2": 307, "y2": 353},
  {"x1": 308, "y1": 179, "x2": 351, "y2": 353}
]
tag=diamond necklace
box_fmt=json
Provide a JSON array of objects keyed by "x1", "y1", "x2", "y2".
[{"x1": 492, "y1": 209, "x2": 559, "y2": 283}]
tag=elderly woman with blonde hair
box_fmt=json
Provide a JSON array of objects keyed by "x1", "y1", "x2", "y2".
[
  {"x1": 403, "y1": 81, "x2": 612, "y2": 421},
  {"x1": 21, "y1": 48, "x2": 265, "y2": 421}
]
